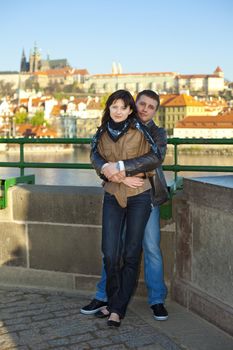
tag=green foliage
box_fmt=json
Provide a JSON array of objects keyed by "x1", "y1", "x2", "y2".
[
  {"x1": 45, "y1": 82, "x2": 62, "y2": 94},
  {"x1": 14, "y1": 111, "x2": 28, "y2": 124},
  {"x1": 88, "y1": 83, "x2": 96, "y2": 94},
  {"x1": 0, "y1": 81, "x2": 15, "y2": 98},
  {"x1": 100, "y1": 94, "x2": 110, "y2": 109},
  {"x1": 219, "y1": 89, "x2": 233, "y2": 101},
  {"x1": 24, "y1": 78, "x2": 40, "y2": 91},
  {"x1": 53, "y1": 92, "x2": 66, "y2": 101},
  {"x1": 63, "y1": 82, "x2": 85, "y2": 93},
  {"x1": 31, "y1": 110, "x2": 46, "y2": 126}
]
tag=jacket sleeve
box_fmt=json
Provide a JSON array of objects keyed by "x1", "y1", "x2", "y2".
[
  {"x1": 148, "y1": 122, "x2": 167, "y2": 162},
  {"x1": 90, "y1": 121, "x2": 167, "y2": 179},
  {"x1": 90, "y1": 129, "x2": 108, "y2": 181},
  {"x1": 124, "y1": 122, "x2": 167, "y2": 176}
]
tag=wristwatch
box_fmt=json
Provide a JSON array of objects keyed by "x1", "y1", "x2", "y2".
[
  {"x1": 116, "y1": 161, "x2": 120, "y2": 171},
  {"x1": 116, "y1": 161, "x2": 125, "y2": 171}
]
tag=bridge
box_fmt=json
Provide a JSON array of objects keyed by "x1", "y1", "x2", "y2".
[{"x1": 0, "y1": 137, "x2": 232, "y2": 349}]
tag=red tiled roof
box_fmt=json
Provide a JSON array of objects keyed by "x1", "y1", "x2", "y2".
[
  {"x1": 16, "y1": 124, "x2": 57, "y2": 137},
  {"x1": 73, "y1": 69, "x2": 89, "y2": 75},
  {"x1": 92, "y1": 72, "x2": 176, "y2": 78},
  {"x1": 178, "y1": 74, "x2": 220, "y2": 79},
  {"x1": 51, "y1": 105, "x2": 61, "y2": 116},
  {"x1": 86, "y1": 100, "x2": 102, "y2": 110},
  {"x1": 176, "y1": 111, "x2": 233, "y2": 128},
  {"x1": 161, "y1": 94, "x2": 205, "y2": 107},
  {"x1": 160, "y1": 94, "x2": 177, "y2": 105},
  {"x1": 214, "y1": 66, "x2": 223, "y2": 72},
  {"x1": 33, "y1": 67, "x2": 89, "y2": 77},
  {"x1": 20, "y1": 98, "x2": 29, "y2": 104}
]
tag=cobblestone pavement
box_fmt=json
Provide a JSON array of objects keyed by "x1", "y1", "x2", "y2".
[{"x1": 0, "y1": 286, "x2": 184, "y2": 350}]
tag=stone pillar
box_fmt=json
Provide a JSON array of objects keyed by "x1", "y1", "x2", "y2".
[{"x1": 172, "y1": 176, "x2": 233, "y2": 336}]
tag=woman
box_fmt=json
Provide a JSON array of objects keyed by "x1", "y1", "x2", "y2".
[{"x1": 91, "y1": 90, "x2": 158, "y2": 327}]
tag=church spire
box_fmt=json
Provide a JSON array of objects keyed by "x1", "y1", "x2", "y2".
[{"x1": 20, "y1": 48, "x2": 28, "y2": 72}]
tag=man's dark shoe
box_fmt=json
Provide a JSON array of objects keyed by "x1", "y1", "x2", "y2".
[
  {"x1": 80, "y1": 298, "x2": 108, "y2": 315},
  {"x1": 151, "y1": 303, "x2": 168, "y2": 321}
]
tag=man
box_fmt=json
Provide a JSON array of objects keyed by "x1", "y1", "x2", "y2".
[{"x1": 81, "y1": 90, "x2": 169, "y2": 321}]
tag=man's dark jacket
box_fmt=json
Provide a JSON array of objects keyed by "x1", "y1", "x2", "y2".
[{"x1": 90, "y1": 118, "x2": 169, "y2": 205}]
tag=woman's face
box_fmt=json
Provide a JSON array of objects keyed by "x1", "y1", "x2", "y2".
[{"x1": 109, "y1": 99, "x2": 132, "y2": 123}]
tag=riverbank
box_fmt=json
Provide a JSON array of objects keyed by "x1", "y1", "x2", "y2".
[
  {"x1": 1, "y1": 144, "x2": 74, "y2": 153},
  {"x1": 1, "y1": 142, "x2": 233, "y2": 155},
  {"x1": 166, "y1": 144, "x2": 233, "y2": 155}
]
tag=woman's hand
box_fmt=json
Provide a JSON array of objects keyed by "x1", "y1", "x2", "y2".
[
  {"x1": 109, "y1": 172, "x2": 126, "y2": 183},
  {"x1": 102, "y1": 162, "x2": 126, "y2": 180},
  {"x1": 122, "y1": 176, "x2": 144, "y2": 188}
]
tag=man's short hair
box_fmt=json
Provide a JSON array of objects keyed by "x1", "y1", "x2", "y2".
[{"x1": 136, "y1": 90, "x2": 160, "y2": 111}]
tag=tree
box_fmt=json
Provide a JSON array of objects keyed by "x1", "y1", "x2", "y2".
[
  {"x1": 100, "y1": 94, "x2": 110, "y2": 109},
  {"x1": 63, "y1": 82, "x2": 85, "y2": 93},
  {"x1": 24, "y1": 78, "x2": 40, "y2": 91},
  {"x1": 0, "y1": 80, "x2": 15, "y2": 98},
  {"x1": 31, "y1": 110, "x2": 46, "y2": 126},
  {"x1": 45, "y1": 81, "x2": 62, "y2": 94},
  {"x1": 14, "y1": 110, "x2": 28, "y2": 124},
  {"x1": 88, "y1": 83, "x2": 96, "y2": 94}
]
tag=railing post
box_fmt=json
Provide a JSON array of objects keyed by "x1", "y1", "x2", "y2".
[
  {"x1": 174, "y1": 143, "x2": 178, "y2": 187},
  {"x1": 19, "y1": 143, "x2": 24, "y2": 176}
]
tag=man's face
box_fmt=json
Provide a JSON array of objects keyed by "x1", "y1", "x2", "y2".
[{"x1": 136, "y1": 95, "x2": 158, "y2": 124}]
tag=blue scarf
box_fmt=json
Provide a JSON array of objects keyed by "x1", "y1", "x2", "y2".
[{"x1": 106, "y1": 118, "x2": 131, "y2": 142}]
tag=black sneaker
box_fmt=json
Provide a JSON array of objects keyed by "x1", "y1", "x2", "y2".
[
  {"x1": 80, "y1": 299, "x2": 108, "y2": 315},
  {"x1": 151, "y1": 303, "x2": 168, "y2": 321}
]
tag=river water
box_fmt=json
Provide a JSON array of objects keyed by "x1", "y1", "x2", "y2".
[{"x1": 0, "y1": 146, "x2": 232, "y2": 186}]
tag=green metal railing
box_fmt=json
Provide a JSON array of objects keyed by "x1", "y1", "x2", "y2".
[
  {"x1": 165, "y1": 138, "x2": 233, "y2": 183},
  {"x1": 0, "y1": 174, "x2": 35, "y2": 209},
  {"x1": 0, "y1": 137, "x2": 232, "y2": 215},
  {"x1": 0, "y1": 137, "x2": 232, "y2": 178}
]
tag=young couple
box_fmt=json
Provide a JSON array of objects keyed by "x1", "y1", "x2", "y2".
[{"x1": 81, "y1": 89, "x2": 169, "y2": 327}]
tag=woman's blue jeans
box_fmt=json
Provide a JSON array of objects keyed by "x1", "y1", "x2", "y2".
[
  {"x1": 102, "y1": 190, "x2": 151, "y2": 318},
  {"x1": 95, "y1": 205, "x2": 167, "y2": 306}
]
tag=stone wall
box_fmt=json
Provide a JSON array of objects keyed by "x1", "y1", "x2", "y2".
[
  {"x1": 172, "y1": 176, "x2": 233, "y2": 336},
  {"x1": 0, "y1": 185, "x2": 175, "y2": 297}
]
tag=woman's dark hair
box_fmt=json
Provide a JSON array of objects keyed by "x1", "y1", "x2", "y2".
[
  {"x1": 101, "y1": 89, "x2": 137, "y2": 126},
  {"x1": 136, "y1": 90, "x2": 160, "y2": 111}
]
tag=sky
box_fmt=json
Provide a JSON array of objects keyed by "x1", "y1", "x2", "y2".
[{"x1": 1, "y1": 0, "x2": 233, "y2": 81}]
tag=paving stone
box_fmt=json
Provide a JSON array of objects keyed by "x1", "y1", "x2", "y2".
[
  {"x1": 69, "y1": 333, "x2": 94, "y2": 344},
  {"x1": 0, "y1": 313, "x2": 32, "y2": 324},
  {"x1": 101, "y1": 345, "x2": 128, "y2": 350},
  {"x1": 137, "y1": 345, "x2": 166, "y2": 350},
  {"x1": 0, "y1": 284, "x2": 183, "y2": 350},
  {"x1": 68, "y1": 343, "x2": 91, "y2": 350},
  {"x1": 27, "y1": 342, "x2": 50, "y2": 350},
  {"x1": 1, "y1": 285, "x2": 231, "y2": 350},
  {"x1": 88, "y1": 337, "x2": 113, "y2": 347},
  {"x1": 48, "y1": 337, "x2": 71, "y2": 346}
]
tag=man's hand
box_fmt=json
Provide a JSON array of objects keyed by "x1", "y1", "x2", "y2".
[
  {"x1": 102, "y1": 162, "x2": 120, "y2": 179},
  {"x1": 122, "y1": 176, "x2": 144, "y2": 188},
  {"x1": 109, "y1": 171, "x2": 126, "y2": 183}
]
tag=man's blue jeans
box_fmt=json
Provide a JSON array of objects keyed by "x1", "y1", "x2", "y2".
[{"x1": 95, "y1": 204, "x2": 167, "y2": 306}]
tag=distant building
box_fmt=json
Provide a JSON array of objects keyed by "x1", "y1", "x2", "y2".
[
  {"x1": 86, "y1": 67, "x2": 225, "y2": 96},
  {"x1": 173, "y1": 109, "x2": 233, "y2": 138},
  {"x1": 20, "y1": 43, "x2": 70, "y2": 73},
  {"x1": 157, "y1": 94, "x2": 206, "y2": 133},
  {"x1": 0, "y1": 43, "x2": 227, "y2": 98},
  {"x1": 87, "y1": 71, "x2": 177, "y2": 94},
  {"x1": 32, "y1": 68, "x2": 89, "y2": 88},
  {"x1": 176, "y1": 66, "x2": 224, "y2": 95}
]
